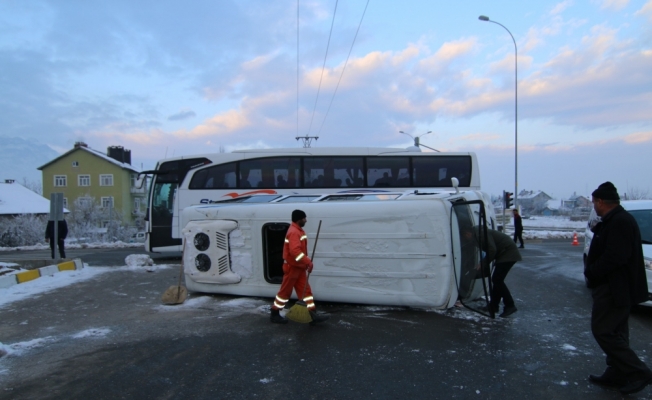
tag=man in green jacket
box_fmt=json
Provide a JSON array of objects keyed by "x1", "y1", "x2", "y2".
[{"x1": 467, "y1": 227, "x2": 522, "y2": 317}]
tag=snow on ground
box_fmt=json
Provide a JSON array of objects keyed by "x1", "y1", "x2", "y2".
[
  {"x1": 0, "y1": 328, "x2": 112, "y2": 361},
  {"x1": 71, "y1": 328, "x2": 112, "y2": 339},
  {"x1": 0, "y1": 241, "x2": 145, "y2": 252},
  {"x1": 0, "y1": 262, "x2": 173, "y2": 309},
  {"x1": 522, "y1": 217, "x2": 586, "y2": 229},
  {"x1": 509, "y1": 216, "x2": 588, "y2": 240},
  {"x1": 0, "y1": 337, "x2": 55, "y2": 357},
  {"x1": 0, "y1": 267, "x2": 113, "y2": 308}
]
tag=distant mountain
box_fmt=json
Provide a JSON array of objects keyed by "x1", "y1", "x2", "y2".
[{"x1": 0, "y1": 136, "x2": 60, "y2": 184}]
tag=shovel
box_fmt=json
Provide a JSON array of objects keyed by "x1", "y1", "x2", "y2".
[{"x1": 162, "y1": 240, "x2": 188, "y2": 305}]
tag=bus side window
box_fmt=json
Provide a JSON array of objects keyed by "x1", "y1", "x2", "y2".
[{"x1": 190, "y1": 163, "x2": 237, "y2": 189}]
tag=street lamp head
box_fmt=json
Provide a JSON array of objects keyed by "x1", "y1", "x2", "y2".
[{"x1": 478, "y1": 15, "x2": 489, "y2": 21}]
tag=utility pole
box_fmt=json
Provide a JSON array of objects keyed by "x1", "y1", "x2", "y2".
[{"x1": 296, "y1": 136, "x2": 319, "y2": 148}]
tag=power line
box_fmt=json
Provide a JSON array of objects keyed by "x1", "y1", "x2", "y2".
[
  {"x1": 317, "y1": 0, "x2": 370, "y2": 137},
  {"x1": 306, "y1": 0, "x2": 339, "y2": 137}
]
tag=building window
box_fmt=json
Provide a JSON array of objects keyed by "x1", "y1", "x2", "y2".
[
  {"x1": 63, "y1": 198, "x2": 68, "y2": 209},
  {"x1": 76, "y1": 197, "x2": 92, "y2": 208},
  {"x1": 72, "y1": 161, "x2": 79, "y2": 167},
  {"x1": 101, "y1": 197, "x2": 114, "y2": 208},
  {"x1": 131, "y1": 174, "x2": 137, "y2": 187},
  {"x1": 78, "y1": 174, "x2": 90, "y2": 186},
  {"x1": 54, "y1": 175, "x2": 67, "y2": 187},
  {"x1": 100, "y1": 174, "x2": 114, "y2": 186},
  {"x1": 134, "y1": 198, "x2": 141, "y2": 211}
]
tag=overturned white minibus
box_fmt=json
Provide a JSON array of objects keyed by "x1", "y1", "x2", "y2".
[{"x1": 179, "y1": 188, "x2": 497, "y2": 314}]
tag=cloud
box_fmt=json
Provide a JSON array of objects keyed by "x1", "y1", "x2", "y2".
[
  {"x1": 601, "y1": 0, "x2": 629, "y2": 11},
  {"x1": 635, "y1": 0, "x2": 652, "y2": 21},
  {"x1": 167, "y1": 110, "x2": 197, "y2": 121},
  {"x1": 550, "y1": 1, "x2": 574, "y2": 15},
  {"x1": 622, "y1": 131, "x2": 652, "y2": 144}
]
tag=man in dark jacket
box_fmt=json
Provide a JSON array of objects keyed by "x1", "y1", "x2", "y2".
[
  {"x1": 584, "y1": 182, "x2": 652, "y2": 395},
  {"x1": 45, "y1": 219, "x2": 68, "y2": 259},
  {"x1": 513, "y1": 209, "x2": 524, "y2": 248},
  {"x1": 468, "y1": 226, "x2": 522, "y2": 317}
]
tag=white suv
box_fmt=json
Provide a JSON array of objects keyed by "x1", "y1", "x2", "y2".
[{"x1": 583, "y1": 200, "x2": 652, "y2": 304}]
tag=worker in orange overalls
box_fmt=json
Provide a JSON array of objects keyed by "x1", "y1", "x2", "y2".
[{"x1": 270, "y1": 209, "x2": 329, "y2": 324}]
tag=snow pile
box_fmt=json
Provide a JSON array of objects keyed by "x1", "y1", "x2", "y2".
[
  {"x1": 0, "y1": 266, "x2": 112, "y2": 309},
  {"x1": 0, "y1": 342, "x2": 10, "y2": 358},
  {"x1": 0, "y1": 263, "x2": 22, "y2": 277},
  {"x1": 71, "y1": 328, "x2": 111, "y2": 339},
  {"x1": 0, "y1": 337, "x2": 53, "y2": 357},
  {"x1": 125, "y1": 254, "x2": 154, "y2": 271}
]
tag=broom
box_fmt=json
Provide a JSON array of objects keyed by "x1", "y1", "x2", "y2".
[
  {"x1": 162, "y1": 238, "x2": 188, "y2": 305},
  {"x1": 285, "y1": 220, "x2": 322, "y2": 323}
]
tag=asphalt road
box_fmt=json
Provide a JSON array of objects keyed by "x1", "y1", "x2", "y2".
[{"x1": 2, "y1": 241, "x2": 652, "y2": 399}]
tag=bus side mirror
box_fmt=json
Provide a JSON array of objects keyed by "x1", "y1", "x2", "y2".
[
  {"x1": 451, "y1": 177, "x2": 460, "y2": 193},
  {"x1": 135, "y1": 174, "x2": 146, "y2": 189}
]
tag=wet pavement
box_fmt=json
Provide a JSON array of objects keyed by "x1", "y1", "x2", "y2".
[{"x1": 1, "y1": 241, "x2": 652, "y2": 399}]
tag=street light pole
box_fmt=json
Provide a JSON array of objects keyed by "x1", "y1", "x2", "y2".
[
  {"x1": 400, "y1": 131, "x2": 441, "y2": 152},
  {"x1": 478, "y1": 15, "x2": 518, "y2": 207}
]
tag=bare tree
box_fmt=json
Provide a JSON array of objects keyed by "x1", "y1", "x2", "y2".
[
  {"x1": 623, "y1": 187, "x2": 651, "y2": 200},
  {"x1": 0, "y1": 214, "x2": 48, "y2": 247},
  {"x1": 21, "y1": 178, "x2": 42, "y2": 195}
]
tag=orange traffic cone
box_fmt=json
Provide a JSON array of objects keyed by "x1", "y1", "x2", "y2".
[{"x1": 571, "y1": 232, "x2": 579, "y2": 246}]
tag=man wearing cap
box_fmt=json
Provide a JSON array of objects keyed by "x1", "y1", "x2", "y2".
[
  {"x1": 585, "y1": 182, "x2": 652, "y2": 395},
  {"x1": 270, "y1": 209, "x2": 329, "y2": 325}
]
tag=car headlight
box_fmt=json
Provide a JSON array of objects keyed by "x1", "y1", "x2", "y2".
[{"x1": 645, "y1": 257, "x2": 652, "y2": 271}]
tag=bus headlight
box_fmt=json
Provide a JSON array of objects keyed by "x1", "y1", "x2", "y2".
[{"x1": 645, "y1": 257, "x2": 652, "y2": 271}]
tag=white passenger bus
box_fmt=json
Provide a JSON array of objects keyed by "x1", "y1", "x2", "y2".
[
  {"x1": 144, "y1": 147, "x2": 482, "y2": 253},
  {"x1": 179, "y1": 187, "x2": 496, "y2": 314}
]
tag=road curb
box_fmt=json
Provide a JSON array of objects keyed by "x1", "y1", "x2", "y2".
[{"x1": 0, "y1": 259, "x2": 83, "y2": 289}]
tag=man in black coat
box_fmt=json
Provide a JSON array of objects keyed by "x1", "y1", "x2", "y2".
[
  {"x1": 45, "y1": 219, "x2": 68, "y2": 259},
  {"x1": 584, "y1": 182, "x2": 652, "y2": 395},
  {"x1": 513, "y1": 209, "x2": 524, "y2": 248}
]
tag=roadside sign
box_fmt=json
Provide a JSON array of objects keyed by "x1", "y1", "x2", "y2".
[{"x1": 50, "y1": 193, "x2": 64, "y2": 221}]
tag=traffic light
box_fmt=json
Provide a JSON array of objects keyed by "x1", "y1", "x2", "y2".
[{"x1": 504, "y1": 191, "x2": 514, "y2": 209}]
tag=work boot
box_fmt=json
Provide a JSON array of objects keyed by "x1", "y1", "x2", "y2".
[
  {"x1": 589, "y1": 368, "x2": 627, "y2": 388},
  {"x1": 500, "y1": 305, "x2": 518, "y2": 318},
  {"x1": 309, "y1": 311, "x2": 330, "y2": 325},
  {"x1": 270, "y1": 309, "x2": 288, "y2": 324}
]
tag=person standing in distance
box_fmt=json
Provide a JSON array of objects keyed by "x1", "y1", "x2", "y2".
[
  {"x1": 513, "y1": 209, "x2": 524, "y2": 248},
  {"x1": 585, "y1": 182, "x2": 652, "y2": 395},
  {"x1": 45, "y1": 218, "x2": 68, "y2": 259},
  {"x1": 270, "y1": 210, "x2": 329, "y2": 324}
]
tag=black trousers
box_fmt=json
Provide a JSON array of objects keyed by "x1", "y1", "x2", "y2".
[
  {"x1": 591, "y1": 284, "x2": 651, "y2": 380},
  {"x1": 49, "y1": 239, "x2": 66, "y2": 259},
  {"x1": 513, "y1": 230, "x2": 524, "y2": 246},
  {"x1": 489, "y1": 261, "x2": 516, "y2": 309}
]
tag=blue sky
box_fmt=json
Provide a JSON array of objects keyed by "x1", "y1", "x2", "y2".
[{"x1": 1, "y1": 0, "x2": 651, "y2": 198}]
